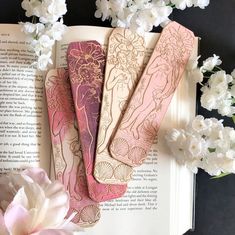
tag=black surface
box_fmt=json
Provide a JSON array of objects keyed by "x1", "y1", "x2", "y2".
[{"x1": 1, "y1": 1, "x2": 235, "y2": 234}]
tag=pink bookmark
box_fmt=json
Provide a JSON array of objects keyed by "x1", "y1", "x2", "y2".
[
  {"x1": 110, "y1": 22, "x2": 195, "y2": 167},
  {"x1": 45, "y1": 68, "x2": 100, "y2": 227},
  {"x1": 67, "y1": 41, "x2": 127, "y2": 201}
]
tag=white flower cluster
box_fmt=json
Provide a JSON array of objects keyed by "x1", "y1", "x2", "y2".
[
  {"x1": 187, "y1": 54, "x2": 235, "y2": 117},
  {"x1": 95, "y1": 0, "x2": 210, "y2": 35},
  {"x1": 21, "y1": 0, "x2": 67, "y2": 71},
  {"x1": 166, "y1": 115, "x2": 235, "y2": 176}
]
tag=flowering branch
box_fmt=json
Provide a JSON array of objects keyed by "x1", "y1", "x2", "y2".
[
  {"x1": 95, "y1": 0, "x2": 210, "y2": 35},
  {"x1": 166, "y1": 116, "x2": 235, "y2": 176},
  {"x1": 20, "y1": 0, "x2": 67, "y2": 71},
  {"x1": 188, "y1": 54, "x2": 235, "y2": 118},
  {"x1": 166, "y1": 55, "x2": 235, "y2": 177}
]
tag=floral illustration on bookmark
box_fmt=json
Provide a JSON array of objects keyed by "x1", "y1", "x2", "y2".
[
  {"x1": 45, "y1": 68, "x2": 100, "y2": 227},
  {"x1": 94, "y1": 28, "x2": 145, "y2": 184},
  {"x1": 67, "y1": 41, "x2": 127, "y2": 200},
  {"x1": 110, "y1": 22, "x2": 195, "y2": 167}
]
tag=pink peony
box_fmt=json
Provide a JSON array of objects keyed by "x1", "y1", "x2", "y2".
[{"x1": 0, "y1": 168, "x2": 83, "y2": 235}]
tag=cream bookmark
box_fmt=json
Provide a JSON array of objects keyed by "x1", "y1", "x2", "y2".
[
  {"x1": 94, "y1": 28, "x2": 145, "y2": 184},
  {"x1": 45, "y1": 69, "x2": 100, "y2": 227},
  {"x1": 110, "y1": 22, "x2": 195, "y2": 167}
]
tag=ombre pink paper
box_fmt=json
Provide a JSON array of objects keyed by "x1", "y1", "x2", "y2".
[
  {"x1": 110, "y1": 22, "x2": 195, "y2": 167},
  {"x1": 67, "y1": 41, "x2": 127, "y2": 201},
  {"x1": 45, "y1": 68, "x2": 100, "y2": 227}
]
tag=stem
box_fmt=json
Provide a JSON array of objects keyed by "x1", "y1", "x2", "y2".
[
  {"x1": 211, "y1": 172, "x2": 231, "y2": 179},
  {"x1": 32, "y1": 15, "x2": 37, "y2": 24},
  {"x1": 215, "y1": 66, "x2": 222, "y2": 70},
  {"x1": 167, "y1": 3, "x2": 175, "y2": 8},
  {"x1": 232, "y1": 115, "x2": 235, "y2": 124}
]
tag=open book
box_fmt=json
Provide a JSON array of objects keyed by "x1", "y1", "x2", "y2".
[{"x1": 0, "y1": 24, "x2": 197, "y2": 235}]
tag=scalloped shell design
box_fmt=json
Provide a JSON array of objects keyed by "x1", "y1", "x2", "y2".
[
  {"x1": 94, "y1": 161, "x2": 114, "y2": 181},
  {"x1": 114, "y1": 164, "x2": 133, "y2": 182},
  {"x1": 110, "y1": 137, "x2": 129, "y2": 157},
  {"x1": 80, "y1": 205, "x2": 101, "y2": 224},
  {"x1": 128, "y1": 146, "x2": 147, "y2": 165}
]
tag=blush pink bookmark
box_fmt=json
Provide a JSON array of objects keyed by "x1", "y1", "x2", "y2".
[
  {"x1": 110, "y1": 21, "x2": 195, "y2": 167},
  {"x1": 45, "y1": 68, "x2": 100, "y2": 227},
  {"x1": 67, "y1": 41, "x2": 127, "y2": 201}
]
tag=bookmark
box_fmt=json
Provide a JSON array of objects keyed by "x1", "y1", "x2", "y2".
[
  {"x1": 110, "y1": 22, "x2": 195, "y2": 167},
  {"x1": 94, "y1": 28, "x2": 146, "y2": 184},
  {"x1": 67, "y1": 41, "x2": 127, "y2": 200},
  {"x1": 45, "y1": 68, "x2": 100, "y2": 227}
]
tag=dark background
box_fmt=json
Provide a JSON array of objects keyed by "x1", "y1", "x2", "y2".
[{"x1": 1, "y1": 1, "x2": 235, "y2": 234}]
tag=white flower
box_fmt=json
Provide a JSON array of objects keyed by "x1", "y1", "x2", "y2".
[
  {"x1": 171, "y1": 0, "x2": 193, "y2": 10},
  {"x1": 21, "y1": 22, "x2": 37, "y2": 34},
  {"x1": 200, "y1": 54, "x2": 222, "y2": 73},
  {"x1": 37, "y1": 52, "x2": 53, "y2": 71},
  {"x1": 185, "y1": 135, "x2": 207, "y2": 158},
  {"x1": 201, "y1": 153, "x2": 222, "y2": 176},
  {"x1": 191, "y1": 115, "x2": 209, "y2": 134},
  {"x1": 95, "y1": 0, "x2": 208, "y2": 34},
  {"x1": 21, "y1": 0, "x2": 67, "y2": 71},
  {"x1": 47, "y1": 20, "x2": 67, "y2": 41},
  {"x1": 217, "y1": 99, "x2": 234, "y2": 117},
  {"x1": 38, "y1": 34, "x2": 55, "y2": 49},
  {"x1": 188, "y1": 68, "x2": 204, "y2": 83},
  {"x1": 21, "y1": 0, "x2": 42, "y2": 18},
  {"x1": 166, "y1": 115, "x2": 235, "y2": 176},
  {"x1": 187, "y1": 55, "x2": 200, "y2": 71},
  {"x1": 192, "y1": 0, "x2": 210, "y2": 9},
  {"x1": 40, "y1": 0, "x2": 67, "y2": 23},
  {"x1": 230, "y1": 84, "x2": 235, "y2": 97},
  {"x1": 200, "y1": 87, "x2": 218, "y2": 111},
  {"x1": 95, "y1": 0, "x2": 111, "y2": 21},
  {"x1": 231, "y1": 69, "x2": 235, "y2": 79},
  {"x1": 208, "y1": 71, "x2": 232, "y2": 88},
  {"x1": 165, "y1": 129, "x2": 187, "y2": 164}
]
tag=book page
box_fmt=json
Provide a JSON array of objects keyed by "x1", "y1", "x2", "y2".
[
  {"x1": 55, "y1": 26, "x2": 195, "y2": 235},
  {"x1": 0, "y1": 24, "x2": 51, "y2": 174}
]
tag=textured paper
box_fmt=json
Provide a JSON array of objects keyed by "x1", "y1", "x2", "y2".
[
  {"x1": 110, "y1": 22, "x2": 195, "y2": 167},
  {"x1": 45, "y1": 68, "x2": 100, "y2": 227},
  {"x1": 67, "y1": 41, "x2": 127, "y2": 200},
  {"x1": 94, "y1": 28, "x2": 145, "y2": 184}
]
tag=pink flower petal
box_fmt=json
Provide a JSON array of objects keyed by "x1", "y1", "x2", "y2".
[
  {"x1": 32, "y1": 229, "x2": 73, "y2": 235},
  {"x1": 22, "y1": 168, "x2": 51, "y2": 186},
  {"x1": 4, "y1": 204, "x2": 30, "y2": 235},
  {"x1": 0, "y1": 209, "x2": 8, "y2": 235}
]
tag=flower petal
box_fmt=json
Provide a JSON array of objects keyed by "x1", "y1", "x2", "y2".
[
  {"x1": 0, "y1": 209, "x2": 8, "y2": 235},
  {"x1": 32, "y1": 229, "x2": 73, "y2": 235},
  {"x1": 22, "y1": 168, "x2": 51, "y2": 186},
  {"x1": 4, "y1": 204, "x2": 30, "y2": 235},
  {"x1": 40, "y1": 181, "x2": 69, "y2": 228}
]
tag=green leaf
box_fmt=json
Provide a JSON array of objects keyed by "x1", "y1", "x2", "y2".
[
  {"x1": 231, "y1": 98, "x2": 235, "y2": 104},
  {"x1": 208, "y1": 148, "x2": 216, "y2": 153},
  {"x1": 232, "y1": 115, "x2": 235, "y2": 124},
  {"x1": 211, "y1": 173, "x2": 231, "y2": 179}
]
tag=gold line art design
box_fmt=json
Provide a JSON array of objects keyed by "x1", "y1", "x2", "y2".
[
  {"x1": 110, "y1": 22, "x2": 195, "y2": 167},
  {"x1": 67, "y1": 41, "x2": 127, "y2": 201},
  {"x1": 45, "y1": 69, "x2": 100, "y2": 227},
  {"x1": 94, "y1": 28, "x2": 145, "y2": 184}
]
